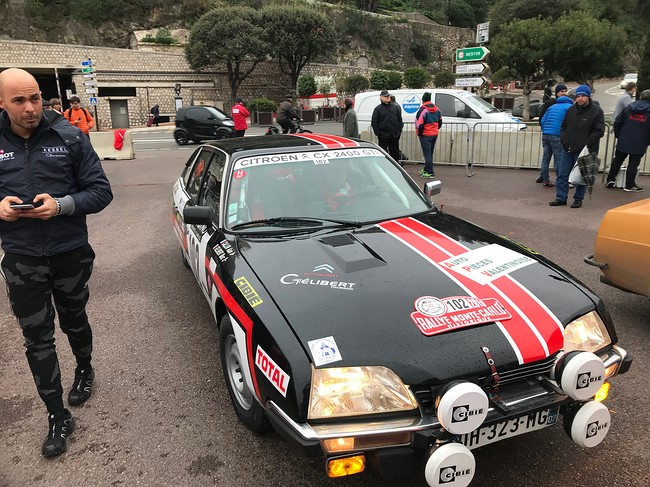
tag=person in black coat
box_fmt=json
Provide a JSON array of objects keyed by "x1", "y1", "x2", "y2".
[
  {"x1": 605, "y1": 89, "x2": 650, "y2": 192},
  {"x1": 371, "y1": 89, "x2": 403, "y2": 163},
  {"x1": 550, "y1": 84, "x2": 605, "y2": 208}
]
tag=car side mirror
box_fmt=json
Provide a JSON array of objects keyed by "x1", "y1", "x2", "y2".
[
  {"x1": 424, "y1": 180, "x2": 442, "y2": 201},
  {"x1": 183, "y1": 205, "x2": 212, "y2": 225}
]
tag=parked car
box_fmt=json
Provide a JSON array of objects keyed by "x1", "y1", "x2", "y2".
[
  {"x1": 173, "y1": 106, "x2": 234, "y2": 145},
  {"x1": 172, "y1": 134, "x2": 631, "y2": 486},
  {"x1": 512, "y1": 98, "x2": 542, "y2": 118},
  {"x1": 585, "y1": 198, "x2": 650, "y2": 298},
  {"x1": 620, "y1": 73, "x2": 638, "y2": 90},
  {"x1": 354, "y1": 89, "x2": 526, "y2": 133}
]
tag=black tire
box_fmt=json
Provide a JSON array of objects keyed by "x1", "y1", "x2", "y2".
[
  {"x1": 219, "y1": 316, "x2": 270, "y2": 433},
  {"x1": 215, "y1": 129, "x2": 231, "y2": 140},
  {"x1": 181, "y1": 248, "x2": 191, "y2": 269},
  {"x1": 174, "y1": 130, "x2": 189, "y2": 145}
]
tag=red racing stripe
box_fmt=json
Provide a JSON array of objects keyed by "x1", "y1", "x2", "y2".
[
  {"x1": 401, "y1": 218, "x2": 564, "y2": 355},
  {"x1": 204, "y1": 256, "x2": 261, "y2": 399},
  {"x1": 293, "y1": 133, "x2": 360, "y2": 148},
  {"x1": 390, "y1": 219, "x2": 564, "y2": 362},
  {"x1": 378, "y1": 219, "x2": 547, "y2": 364}
]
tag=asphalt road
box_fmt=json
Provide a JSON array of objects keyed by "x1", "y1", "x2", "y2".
[{"x1": 0, "y1": 141, "x2": 648, "y2": 487}]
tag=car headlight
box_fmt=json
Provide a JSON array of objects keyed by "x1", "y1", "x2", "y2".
[
  {"x1": 308, "y1": 366, "x2": 418, "y2": 420},
  {"x1": 222, "y1": 120, "x2": 235, "y2": 127},
  {"x1": 563, "y1": 311, "x2": 612, "y2": 353}
]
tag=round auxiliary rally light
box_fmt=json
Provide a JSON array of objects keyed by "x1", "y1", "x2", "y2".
[
  {"x1": 425, "y1": 443, "x2": 475, "y2": 487},
  {"x1": 566, "y1": 401, "x2": 611, "y2": 448},
  {"x1": 554, "y1": 351, "x2": 606, "y2": 401},
  {"x1": 436, "y1": 382, "x2": 489, "y2": 435}
]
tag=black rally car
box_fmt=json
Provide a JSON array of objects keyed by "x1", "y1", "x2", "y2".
[{"x1": 171, "y1": 134, "x2": 631, "y2": 487}]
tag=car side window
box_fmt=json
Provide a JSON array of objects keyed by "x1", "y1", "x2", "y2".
[
  {"x1": 198, "y1": 151, "x2": 226, "y2": 219},
  {"x1": 188, "y1": 107, "x2": 209, "y2": 121},
  {"x1": 435, "y1": 94, "x2": 479, "y2": 119},
  {"x1": 186, "y1": 149, "x2": 214, "y2": 204},
  {"x1": 182, "y1": 148, "x2": 202, "y2": 186}
]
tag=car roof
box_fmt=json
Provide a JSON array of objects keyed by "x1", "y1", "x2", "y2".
[{"x1": 199, "y1": 134, "x2": 374, "y2": 157}]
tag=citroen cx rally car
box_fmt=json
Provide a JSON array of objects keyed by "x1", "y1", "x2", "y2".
[{"x1": 171, "y1": 134, "x2": 632, "y2": 487}]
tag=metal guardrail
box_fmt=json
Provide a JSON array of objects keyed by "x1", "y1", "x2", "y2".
[{"x1": 361, "y1": 122, "x2": 650, "y2": 176}]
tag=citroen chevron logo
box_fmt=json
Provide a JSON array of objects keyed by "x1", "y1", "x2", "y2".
[{"x1": 313, "y1": 264, "x2": 334, "y2": 273}]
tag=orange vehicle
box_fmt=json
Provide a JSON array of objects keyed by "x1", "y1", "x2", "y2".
[{"x1": 585, "y1": 199, "x2": 650, "y2": 298}]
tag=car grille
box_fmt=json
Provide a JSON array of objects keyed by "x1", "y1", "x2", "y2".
[{"x1": 411, "y1": 353, "x2": 558, "y2": 411}]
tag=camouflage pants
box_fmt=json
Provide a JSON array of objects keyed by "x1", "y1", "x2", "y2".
[{"x1": 1, "y1": 244, "x2": 95, "y2": 414}]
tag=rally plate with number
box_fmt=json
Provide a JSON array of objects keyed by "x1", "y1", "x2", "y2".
[{"x1": 460, "y1": 407, "x2": 559, "y2": 450}]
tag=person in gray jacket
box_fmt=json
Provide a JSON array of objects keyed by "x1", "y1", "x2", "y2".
[
  {"x1": 0, "y1": 68, "x2": 112, "y2": 458},
  {"x1": 342, "y1": 98, "x2": 359, "y2": 138}
]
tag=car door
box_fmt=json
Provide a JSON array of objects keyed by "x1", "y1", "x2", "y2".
[
  {"x1": 174, "y1": 148, "x2": 216, "y2": 296},
  {"x1": 185, "y1": 107, "x2": 212, "y2": 140}
]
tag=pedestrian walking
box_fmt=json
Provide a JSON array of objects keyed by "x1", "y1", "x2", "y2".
[
  {"x1": 0, "y1": 68, "x2": 113, "y2": 457},
  {"x1": 64, "y1": 95, "x2": 95, "y2": 135},
  {"x1": 371, "y1": 89, "x2": 403, "y2": 163},
  {"x1": 342, "y1": 98, "x2": 359, "y2": 138},
  {"x1": 549, "y1": 85, "x2": 605, "y2": 208},
  {"x1": 537, "y1": 88, "x2": 573, "y2": 186},
  {"x1": 150, "y1": 104, "x2": 160, "y2": 126},
  {"x1": 414, "y1": 92, "x2": 442, "y2": 179},
  {"x1": 231, "y1": 98, "x2": 250, "y2": 137},
  {"x1": 605, "y1": 89, "x2": 650, "y2": 193}
]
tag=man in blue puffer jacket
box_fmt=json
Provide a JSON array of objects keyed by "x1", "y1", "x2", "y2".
[
  {"x1": 605, "y1": 89, "x2": 650, "y2": 192},
  {"x1": 0, "y1": 68, "x2": 112, "y2": 458},
  {"x1": 538, "y1": 90, "x2": 573, "y2": 186}
]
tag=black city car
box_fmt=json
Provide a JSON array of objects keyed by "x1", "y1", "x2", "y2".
[
  {"x1": 172, "y1": 134, "x2": 631, "y2": 486},
  {"x1": 173, "y1": 105, "x2": 234, "y2": 145}
]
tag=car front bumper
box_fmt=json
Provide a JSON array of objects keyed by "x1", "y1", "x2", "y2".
[{"x1": 266, "y1": 345, "x2": 631, "y2": 474}]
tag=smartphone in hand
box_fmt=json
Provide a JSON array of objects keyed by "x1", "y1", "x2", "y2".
[{"x1": 10, "y1": 203, "x2": 35, "y2": 209}]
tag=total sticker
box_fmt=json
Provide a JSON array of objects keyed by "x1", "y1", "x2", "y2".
[
  {"x1": 411, "y1": 295, "x2": 512, "y2": 336},
  {"x1": 308, "y1": 336, "x2": 342, "y2": 366}
]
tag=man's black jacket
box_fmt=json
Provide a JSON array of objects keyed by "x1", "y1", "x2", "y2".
[
  {"x1": 560, "y1": 100, "x2": 605, "y2": 154},
  {"x1": 371, "y1": 102, "x2": 403, "y2": 139},
  {"x1": 0, "y1": 111, "x2": 113, "y2": 256}
]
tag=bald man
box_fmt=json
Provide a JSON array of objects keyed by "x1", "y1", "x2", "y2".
[{"x1": 0, "y1": 68, "x2": 113, "y2": 457}]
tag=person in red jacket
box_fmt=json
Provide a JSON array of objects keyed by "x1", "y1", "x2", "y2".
[
  {"x1": 231, "y1": 98, "x2": 250, "y2": 137},
  {"x1": 415, "y1": 92, "x2": 443, "y2": 178},
  {"x1": 64, "y1": 96, "x2": 94, "y2": 136}
]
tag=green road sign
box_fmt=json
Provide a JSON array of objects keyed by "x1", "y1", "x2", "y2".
[
  {"x1": 81, "y1": 67, "x2": 94, "y2": 74},
  {"x1": 455, "y1": 47, "x2": 490, "y2": 63}
]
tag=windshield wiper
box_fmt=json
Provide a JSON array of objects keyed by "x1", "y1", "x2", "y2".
[{"x1": 231, "y1": 216, "x2": 363, "y2": 230}]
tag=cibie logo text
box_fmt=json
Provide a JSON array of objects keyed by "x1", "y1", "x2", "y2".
[{"x1": 439, "y1": 465, "x2": 472, "y2": 484}]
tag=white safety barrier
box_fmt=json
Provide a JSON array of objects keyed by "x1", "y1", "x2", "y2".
[
  {"x1": 361, "y1": 122, "x2": 650, "y2": 176},
  {"x1": 89, "y1": 130, "x2": 135, "y2": 160}
]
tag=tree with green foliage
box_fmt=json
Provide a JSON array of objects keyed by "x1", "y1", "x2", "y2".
[
  {"x1": 490, "y1": 17, "x2": 553, "y2": 119},
  {"x1": 488, "y1": 0, "x2": 579, "y2": 34},
  {"x1": 434, "y1": 70, "x2": 455, "y2": 88},
  {"x1": 403, "y1": 67, "x2": 432, "y2": 89},
  {"x1": 342, "y1": 75, "x2": 370, "y2": 94},
  {"x1": 370, "y1": 70, "x2": 403, "y2": 91},
  {"x1": 261, "y1": 5, "x2": 337, "y2": 94},
  {"x1": 186, "y1": 6, "x2": 270, "y2": 106},
  {"x1": 547, "y1": 12, "x2": 625, "y2": 87},
  {"x1": 297, "y1": 75, "x2": 317, "y2": 98}
]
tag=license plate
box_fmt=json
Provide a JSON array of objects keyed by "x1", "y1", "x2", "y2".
[{"x1": 460, "y1": 407, "x2": 559, "y2": 450}]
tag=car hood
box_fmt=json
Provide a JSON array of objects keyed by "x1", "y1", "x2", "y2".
[{"x1": 238, "y1": 213, "x2": 596, "y2": 386}]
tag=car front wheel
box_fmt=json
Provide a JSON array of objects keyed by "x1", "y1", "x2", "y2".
[{"x1": 219, "y1": 316, "x2": 270, "y2": 433}]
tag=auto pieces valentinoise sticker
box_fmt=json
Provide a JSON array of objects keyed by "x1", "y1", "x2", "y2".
[{"x1": 410, "y1": 295, "x2": 512, "y2": 336}]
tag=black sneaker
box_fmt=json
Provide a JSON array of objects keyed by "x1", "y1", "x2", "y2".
[
  {"x1": 623, "y1": 185, "x2": 644, "y2": 193},
  {"x1": 605, "y1": 180, "x2": 616, "y2": 188},
  {"x1": 571, "y1": 200, "x2": 583, "y2": 208},
  {"x1": 536, "y1": 176, "x2": 544, "y2": 183},
  {"x1": 42, "y1": 409, "x2": 75, "y2": 457},
  {"x1": 549, "y1": 199, "x2": 567, "y2": 206},
  {"x1": 68, "y1": 367, "x2": 94, "y2": 406}
]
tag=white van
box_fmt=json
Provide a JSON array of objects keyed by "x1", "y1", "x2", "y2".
[{"x1": 354, "y1": 89, "x2": 525, "y2": 133}]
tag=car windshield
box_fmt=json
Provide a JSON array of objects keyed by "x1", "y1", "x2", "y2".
[
  {"x1": 624, "y1": 73, "x2": 637, "y2": 80},
  {"x1": 225, "y1": 148, "x2": 432, "y2": 231},
  {"x1": 464, "y1": 93, "x2": 500, "y2": 113},
  {"x1": 205, "y1": 106, "x2": 229, "y2": 120}
]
